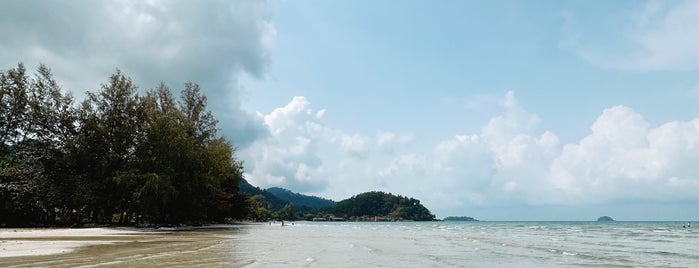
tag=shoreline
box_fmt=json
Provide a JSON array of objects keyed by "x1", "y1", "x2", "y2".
[
  {"x1": 0, "y1": 224, "x2": 253, "y2": 258},
  {"x1": 0, "y1": 227, "x2": 159, "y2": 258}
]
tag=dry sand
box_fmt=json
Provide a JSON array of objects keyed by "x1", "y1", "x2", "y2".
[
  {"x1": 0, "y1": 225, "x2": 249, "y2": 267},
  {"x1": 0, "y1": 227, "x2": 154, "y2": 258}
]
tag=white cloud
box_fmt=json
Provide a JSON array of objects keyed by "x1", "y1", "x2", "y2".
[
  {"x1": 243, "y1": 91, "x2": 699, "y2": 218},
  {"x1": 634, "y1": 0, "x2": 699, "y2": 70},
  {"x1": 243, "y1": 96, "x2": 327, "y2": 192},
  {"x1": 549, "y1": 106, "x2": 699, "y2": 204},
  {"x1": 338, "y1": 134, "x2": 369, "y2": 158},
  {"x1": 376, "y1": 131, "x2": 414, "y2": 154},
  {"x1": 561, "y1": 0, "x2": 699, "y2": 71},
  {"x1": 263, "y1": 96, "x2": 314, "y2": 136},
  {"x1": 0, "y1": 0, "x2": 275, "y2": 147},
  {"x1": 315, "y1": 109, "x2": 326, "y2": 119}
]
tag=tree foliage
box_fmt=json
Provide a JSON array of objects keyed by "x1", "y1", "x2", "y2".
[
  {"x1": 0, "y1": 63, "x2": 245, "y2": 226},
  {"x1": 266, "y1": 187, "x2": 335, "y2": 209},
  {"x1": 327, "y1": 191, "x2": 435, "y2": 221}
]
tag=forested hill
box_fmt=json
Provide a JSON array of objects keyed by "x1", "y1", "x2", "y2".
[
  {"x1": 238, "y1": 179, "x2": 288, "y2": 210},
  {"x1": 327, "y1": 191, "x2": 435, "y2": 221},
  {"x1": 238, "y1": 180, "x2": 335, "y2": 210},
  {"x1": 266, "y1": 187, "x2": 335, "y2": 209}
]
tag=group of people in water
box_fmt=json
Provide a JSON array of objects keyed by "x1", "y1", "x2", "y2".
[
  {"x1": 268, "y1": 220, "x2": 294, "y2": 226},
  {"x1": 683, "y1": 223, "x2": 692, "y2": 228}
]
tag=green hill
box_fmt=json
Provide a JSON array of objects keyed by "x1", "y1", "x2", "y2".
[
  {"x1": 326, "y1": 191, "x2": 435, "y2": 221},
  {"x1": 238, "y1": 179, "x2": 288, "y2": 210},
  {"x1": 266, "y1": 187, "x2": 335, "y2": 209}
]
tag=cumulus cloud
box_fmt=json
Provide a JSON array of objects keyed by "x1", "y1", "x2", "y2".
[
  {"x1": 377, "y1": 91, "x2": 559, "y2": 209},
  {"x1": 244, "y1": 96, "x2": 374, "y2": 192},
  {"x1": 242, "y1": 96, "x2": 422, "y2": 195},
  {"x1": 549, "y1": 106, "x2": 699, "y2": 204},
  {"x1": 0, "y1": 0, "x2": 274, "y2": 147},
  {"x1": 560, "y1": 0, "x2": 699, "y2": 71},
  {"x1": 244, "y1": 96, "x2": 326, "y2": 192},
  {"x1": 242, "y1": 91, "x2": 699, "y2": 219}
]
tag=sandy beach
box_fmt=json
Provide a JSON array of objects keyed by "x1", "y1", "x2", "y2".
[
  {"x1": 0, "y1": 225, "x2": 248, "y2": 267},
  {"x1": 0, "y1": 227, "x2": 156, "y2": 258}
]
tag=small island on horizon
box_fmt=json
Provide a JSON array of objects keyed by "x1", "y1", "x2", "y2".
[
  {"x1": 597, "y1": 216, "x2": 615, "y2": 222},
  {"x1": 443, "y1": 216, "x2": 478, "y2": 221}
]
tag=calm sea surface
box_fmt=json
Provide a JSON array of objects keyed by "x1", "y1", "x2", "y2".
[
  {"x1": 236, "y1": 221, "x2": 699, "y2": 268},
  {"x1": 2, "y1": 221, "x2": 698, "y2": 267}
]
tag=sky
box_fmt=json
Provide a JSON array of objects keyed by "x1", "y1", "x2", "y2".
[{"x1": 2, "y1": 0, "x2": 699, "y2": 220}]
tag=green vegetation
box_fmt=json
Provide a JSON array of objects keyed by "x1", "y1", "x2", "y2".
[
  {"x1": 266, "y1": 187, "x2": 335, "y2": 209},
  {"x1": 597, "y1": 216, "x2": 615, "y2": 222},
  {"x1": 0, "y1": 63, "x2": 246, "y2": 226},
  {"x1": 239, "y1": 178, "x2": 289, "y2": 210},
  {"x1": 241, "y1": 187, "x2": 435, "y2": 222},
  {"x1": 443, "y1": 216, "x2": 478, "y2": 221},
  {"x1": 326, "y1": 191, "x2": 435, "y2": 221},
  {"x1": 239, "y1": 179, "x2": 336, "y2": 221}
]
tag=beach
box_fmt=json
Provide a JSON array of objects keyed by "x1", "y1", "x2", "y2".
[
  {"x1": 2, "y1": 222, "x2": 698, "y2": 267},
  {"x1": 0, "y1": 227, "x2": 146, "y2": 258},
  {"x1": 0, "y1": 225, "x2": 248, "y2": 267}
]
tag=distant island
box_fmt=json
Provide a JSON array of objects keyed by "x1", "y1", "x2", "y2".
[
  {"x1": 597, "y1": 216, "x2": 615, "y2": 222},
  {"x1": 325, "y1": 191, "x2": 436, "y2": 221},
  {"x1": 443, "y1": 216, "x2": 478, "y2": 221}
]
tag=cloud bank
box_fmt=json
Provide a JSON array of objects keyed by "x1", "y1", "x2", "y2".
[
  {"x1": 243, "y1": 92, "x2": 699, "y2": 217},
  {"x1": 0, "y1": 0, "x2": 274, "y2": 147}
]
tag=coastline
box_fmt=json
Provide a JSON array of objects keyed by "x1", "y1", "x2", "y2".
[
  {"x1": 0, "y1": 224, "x2": 253, "y2": 258},
  {"x1": 0, "y1": 227, "x2": 152, "y2": 258}
]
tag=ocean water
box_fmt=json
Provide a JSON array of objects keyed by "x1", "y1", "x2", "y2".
[
  {"x1": 2, "y1": 221, "x2": 698, "y2": 267},
  {"x1": 234, "y1": 221, "x2": 699, "y2": 267}
]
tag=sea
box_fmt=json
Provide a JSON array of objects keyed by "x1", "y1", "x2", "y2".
[
  {"x1": 234, "y1": 221, "x2": 698, "y2": 268},
  {"x1": 2, "y1": 221, "x2": 698, "y2": 267}
]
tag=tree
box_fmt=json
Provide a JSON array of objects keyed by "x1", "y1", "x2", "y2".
[
  {"x1": 1, "y1": 64, "x2": 247, "y2": 226},
  {"x1": 74, "y1": 70, "x2": 140, "y2": 223},
  {"x1": 0, "y1": 63, "x2": 77, "y2": 225},
  {"x1": 0, "y1": 63, "x2": 29, "y2": 146},
  {"x1": 327, "y1": 191, "x2": 435, "y2": 221},
  {"x1": 278, "y1": 203, "x2": 296, "y2": 221}
]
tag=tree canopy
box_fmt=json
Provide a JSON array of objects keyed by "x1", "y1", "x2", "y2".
[
  {"x1": 0, "y1": 63, "x2": 245, "y2": 226},
  {"x1": 327, "y1": 191, "x2": 435, "y2": 221},
  {"x1": 266, "y1": 187, "x2": 335, "y2": 209}
]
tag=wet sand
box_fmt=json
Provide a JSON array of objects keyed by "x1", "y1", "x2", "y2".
[{"x1": 0, "y1": 226, "x2": 250, "y2": 267}]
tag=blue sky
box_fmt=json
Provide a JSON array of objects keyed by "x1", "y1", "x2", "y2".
[
  {"x1": 2, "y1": 0, "x2": 699, "y2": 220},
  {"x1": 244, "y1": 0, "x2": 699, "y2": 143}
]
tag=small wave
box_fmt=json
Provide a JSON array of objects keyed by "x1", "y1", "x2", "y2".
[{"x1": 646, "y1": 250, "x2": 699, "y2": 259}]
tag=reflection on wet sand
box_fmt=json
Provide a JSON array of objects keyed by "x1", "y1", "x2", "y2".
[{"x1": 1, "y1": 227, "x2": 250, "y2": 267}]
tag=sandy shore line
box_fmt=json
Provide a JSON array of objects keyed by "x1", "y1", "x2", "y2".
[
  {"x1": 0, "y1": 224, "x2": 257, "y2": 259},
  {"x1": 0, "y1": 227, "x2": 149, "y2": 258}
]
